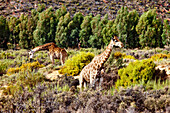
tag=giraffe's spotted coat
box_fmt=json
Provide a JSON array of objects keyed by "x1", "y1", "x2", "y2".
[
  {"x1": 28, "y1": 42, "x2": 67, "y2": 65},
  {"x1": 79, "y1": 36, "x2": 124, "y2": 90}
]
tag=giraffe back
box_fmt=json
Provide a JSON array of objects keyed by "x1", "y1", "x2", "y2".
[{"x1": 48, "y1": 44, "x2": 68, "y2": 59}]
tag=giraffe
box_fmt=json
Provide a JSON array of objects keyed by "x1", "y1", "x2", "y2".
[
  {"x1": 28, "y1": 42, "x2": 68, "y2": 65},
  {"x1": 79, "y1": 36, "x2": 124, "y2": 90}
]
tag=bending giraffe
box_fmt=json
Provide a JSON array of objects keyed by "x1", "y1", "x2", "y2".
[
  {"x1": 79, "y1": 36, "x2": 124, "y2": 90},
  {"x1": 28, "y1": 42, "x2": 68, "y2": 65}
]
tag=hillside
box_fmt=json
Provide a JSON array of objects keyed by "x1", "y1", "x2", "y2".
[{"x1": 0, "y1": 0, "x2": 169, "y2": 21}]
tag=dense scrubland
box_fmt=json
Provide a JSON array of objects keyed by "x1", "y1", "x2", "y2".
[
  {"x1": 0, "y1": 47, "x2": 169, "y2": 112},
  {"x1": 0, "y1": 0, "x2": 170, "y2": 112}
]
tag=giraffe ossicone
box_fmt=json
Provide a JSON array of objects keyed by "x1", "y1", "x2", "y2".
[{"x1": 79, "y1": 36, "x2": 124, "y2": 91}]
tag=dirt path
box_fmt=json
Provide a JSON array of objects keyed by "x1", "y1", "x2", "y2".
[
  {"x1": 45, "y1": 70, "x2": 62, "y2": 80},
  {"x1": 45, "y1": 70, "x2": 80, "y2": 81}
]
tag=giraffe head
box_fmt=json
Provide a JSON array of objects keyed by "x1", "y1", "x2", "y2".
[
  {"x1": 28, "y1": 50, "x2": 34, "y2": 59},
  {"x1": 111, "y1": 36, "x2": 124, "y2": 48}
]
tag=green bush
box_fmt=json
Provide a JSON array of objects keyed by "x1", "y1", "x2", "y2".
[
  {"x1": 116, "y1": 59, "x2": 156, "y2": 88},
  {"x1": 123, "y1": 55, "x2": 135, "y2": 59},
  {"x1": 0, "y1": 51, "x2": 14, "y2": 59},
  {"x1": 0, "y1": 61, "x2": 8, "y2": 75},
  {"x1": 2, "y1": 70, "x2": 45, "y2": 95},
  {"x1": 113, "y1": 51, "x2": 126, "y2": 59},
  {"x1": 0, "y1": 59, "x2": 15, "y2": 75},
  {"x1": 59, "y1": 52, "x2": 94, "y2": 76},
  {"x1": 150, "y1": 53, "x2": 170, "y2": 61},
  {"x1": 7, "y1": 61, "x2": 44, "y2": 75}
]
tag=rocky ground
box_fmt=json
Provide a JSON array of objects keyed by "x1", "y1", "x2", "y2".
[{"x1": 0, "y1": 0, "x2": 169, "y2": 21}]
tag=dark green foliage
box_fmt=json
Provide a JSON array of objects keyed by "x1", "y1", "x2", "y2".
[
  {"x1": 113, "y1": 7, "x2": 139, "y2": 48},
  {"x1": 69, "y1": 28, "x2": 79, "y2": 47},
  {"x1": 18, "y1": 14, "x2": 29, "y2": 48},
  {"x1": 116, "y1": 59, "x2": 156, "y2": 88},
  {"x1": 26, "y1": 12, "x2": 38, "y2": 48},
  {"x1": 37, "y1": 3, "x2": 46, "y2": 13},
  {"x1": 126, "y1": 10, "x2": 140, "y2": 48},
  {"x1": 102, "y1": 19, "x2": 114, "y2": 46},
  {"x1": 67, "y1": 12, "x2": 84, "y2": 48},
  {"x1": 8, "y1": 16, "x2": 20, "y2": 47},
  {"x1": 33, "y1": 7, "x2": 56, "y2": 46},
  {"x1": 161, "y1": 19, "x2": 170, "y2": 46},
  {"x1": 0, "y1": 16, "x2": 9, "y2": 48},
  {"x1": 79, "y1": 14, "x2": 93, "y2": 48},
  {"x1": 54, "y1": 5, "x2": 68, "y2": 47},
  {"x1": 88, "y1": 14, "x2": 109, "y2": 48},
  {"x1": 55, "y1": 13, "x2": 71, "y2": 47},
  {"x1": 136, "y1": 9, "x2": 163, "y2": 48},
  {"x1": 88, "y1": 14, "x2": 102, "y2": 48},
  {"x1": 17, "y1": 10, "x2": 38, "y2": 49},
  {"x1": 100, "y1": 14, "x2": 112, "y2": 46},
  {"x1": 55, "y1": 5, "x2": 67, "y2": 24},
  {"x1": 113, "y1": 7, "x2": 128, "y2": 46},
  {"x1": 0, "y1": 5, "x2": 168, "y2": 49}
]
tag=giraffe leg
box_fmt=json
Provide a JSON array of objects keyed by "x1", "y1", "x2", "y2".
[
  {"x1": 60, "y1": 55, "x2": 64, "y2": 65},
  {"x1": 83, "y1": 81, "x2": 87, "y2": 89},
  {"x1": 93, "y1": 78, "x2": 99, "y2": 90},
  {"x1": 61, "y1": 55, "x2": 66, "y2": 65},
  {"x1": 90, "y1": 76, "x2": 96, "y2": 89},
  {"x1": 79, "y1": 73, "x2": 83, "y2": 91},
  {"x1": 99, "y1": 77, "x2": 103, "y2": 88},
  {"x1": 90, "y1": 74, "x2": 93, "y2": 87},
  {"x1": 99, "y1": 68, "x2": 104, "y2": 88},
  {"x1": 50, "y1": 54, "x2": 54, "y2": 64}
]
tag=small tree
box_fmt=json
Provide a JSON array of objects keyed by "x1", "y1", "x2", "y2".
[
  {"x1": 55, "y1": 13, "x2": 71, "y2": 47},
  {"x1": 37, "y1": 3, "x2": 46, "y2": 13},
  {"x1": 67, "y1": 12, "x2": 84, "y2": 48},
  {"x1": 55, "y1": 5, "x2": 67, "y2": 24},
  {"x1": 126, "y1": 10, "x2": 140, "y2": 48},
  {"x1": 136, "y1": 9, "x2": 163, "y2": 48},
  {"x1": 33, "y1": 7, "x2": 56, "y2": 46},
  {"x1": 101, "y1": 14, "x2": 114, "y2": 46},
  {"x1": 113, "y1": 7, "x2": 139, "y2": 48},
  {"x1": 0, "y1": 16, "x2": 9, "y2": 48},
  {"x1": 19, "y1": 14, "x2": 31, "y2": 48},
  {"x1": 113, "y1": 7, "x2": 128, "y2": 47},
  {"x1": 27, "y1": 10, "x2": 39, "y2": 48},
  {"x1": 161, "y1": 19, "x2": 170, "y2": 47},
  {"x1": 8, "y1": 16, "x2": 20, "y2": 47},
  {"x1": 79, "y1": 14, "x2": 93, "y2": 48},
  {"x1": 89, "y1": 14, "x2": 108, "y2": 48}
]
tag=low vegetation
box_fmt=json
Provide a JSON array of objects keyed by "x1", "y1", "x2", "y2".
[
  {"x1": 2, "y1": 70, "x2": 46, "y2": 95},
  {"x1": 116, "y1": 59, "x2": 156, "y2": 88},
  {"x1": 7, "y1": 61, "x2": 44, "y2": 75},
  {"x1": 0, "y1": 47, "x2": 169, "y2": 112},
  {"x1": 150, "y1": 53, "x2": 170, "y2": 61},
  {"x1": 59, "y1": 52, "x2": 94, "y2": 76}
]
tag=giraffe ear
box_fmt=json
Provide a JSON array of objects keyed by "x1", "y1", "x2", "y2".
[{"x1": 112, "y1": 37, "x2": 115, "y2": 41}]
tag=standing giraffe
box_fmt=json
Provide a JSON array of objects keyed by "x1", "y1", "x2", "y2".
[
  {"x1": 28, "y1": 42, "x2": 67, "y2": 65},
  {"x1": 79, "y1": 36, "x2": 124, "y2": 90}
]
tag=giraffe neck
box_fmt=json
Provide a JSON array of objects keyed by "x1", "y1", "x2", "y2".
[
  {"x1": 31, "y1": 42, "x2": 55, "y2": 53},
  {"x1": 95, "y1": 40, "x2": 114, "y2": 68}
]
